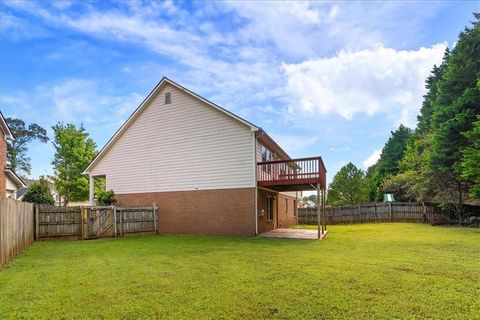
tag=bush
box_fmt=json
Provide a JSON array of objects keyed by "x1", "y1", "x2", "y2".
[
  {"x1": 22, "y1": 178, "x2": 55, "y2": 205},
  {"x1": 96, "y1": 190, "x2": 116, "y2": 206}
]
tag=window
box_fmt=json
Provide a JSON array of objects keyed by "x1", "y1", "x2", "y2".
[
  {"x1": 261, "y1": 145, "x2": 274, "y2": 173},
  {"x1": 261, "y1": 145, "x2": 271, "y2": 162},
  {"x1": 285, "y1": 198, "x2": 288, "y2": 213},
  {"x1": 293, "y1": 200, "x2": 297, "y2": 216},
  {"x1": 165, "y1": 92, "x2": 171, "y2": 104},
  {"x1": 267, "y1": 196, "x2": 274, "y2": 221}
]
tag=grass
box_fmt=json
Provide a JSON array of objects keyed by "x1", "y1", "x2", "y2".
[{"x1": 0, "y1": 223, "x2": 479, "y2": 319}]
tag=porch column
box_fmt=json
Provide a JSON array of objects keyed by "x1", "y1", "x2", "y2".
[
  {"x1": 317, "y1": 183, "x2": 321, "y2": 239},
  {"x1": 322, "y1": 189, "x2": 326, "y2": 232},
  {"x1": 88, "y1": 175, "x2": 94, "y2": 206}
]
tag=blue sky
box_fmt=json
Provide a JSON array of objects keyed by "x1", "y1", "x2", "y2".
[{"x1": 0, "y1": 0, "x2": 478, "y2": 183}]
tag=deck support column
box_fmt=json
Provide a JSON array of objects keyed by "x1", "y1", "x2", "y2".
[
  {"x1": 323, "y1": 189, "x2": 327, "y2": 232},
  {"x1": 317, "y1": 183, "x2": 321, "y2": 239},
  {"x1": 88, "y1": 175, "x2": 94, "y2": 206}
]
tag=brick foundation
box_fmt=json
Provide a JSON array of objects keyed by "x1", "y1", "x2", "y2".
[{"x1": 116, "y1": 187, "x2": 256, "y2": 236}]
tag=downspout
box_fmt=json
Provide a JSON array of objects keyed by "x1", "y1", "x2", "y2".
[{"x1": 253, "y1": 131, "x2": 258, "y2": 235}]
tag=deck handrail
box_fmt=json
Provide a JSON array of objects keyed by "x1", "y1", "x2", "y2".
[
  {"x1": 257, "y1": 156, "x2": 327, "y2": 172},
  {"x1": 257, "y1": 156, "x2": 327, "y2": 190}
]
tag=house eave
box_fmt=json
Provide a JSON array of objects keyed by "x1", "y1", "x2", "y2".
[
  {"x1": 0, "y1": 111, "x2": 14, "y2": 140},
  {"x1": 5, "y1": 169, "x2": 26, "y2": 188}
]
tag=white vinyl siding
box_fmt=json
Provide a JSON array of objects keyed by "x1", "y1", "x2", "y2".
[
  {"x1": 89, "y1": 84, "x2": 255, "y2": 193},
  {"x1": 6, "y1": 176, "x2": 17, "y2": 192}
]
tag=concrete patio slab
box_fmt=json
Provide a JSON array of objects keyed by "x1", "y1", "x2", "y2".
[{"x1": 258, "y1": 228, "x2": 328, "y2": 240}]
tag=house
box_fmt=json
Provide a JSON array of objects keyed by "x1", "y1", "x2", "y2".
[
  {"x1": 83, "y1": 78, "x2": 327, "y2": 236},
  {"x1": 305, "y1": 200, "x2": 317, "y2": 208},
  {"x1": 1, "y1": 111, "x2": 26, "y2": 199}
]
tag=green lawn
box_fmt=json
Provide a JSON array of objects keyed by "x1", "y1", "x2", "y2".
[{"x1": 0, "y1": 224, "x2": 479, "y2": 319}]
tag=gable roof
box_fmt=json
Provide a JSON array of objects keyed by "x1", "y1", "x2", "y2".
[
  {"x1": 84, "y1": 77, "x2": 262, "y2": 174},
  {"x1": 0, "y1": 111, "x2": 14, "y2": 140},
  {"x1": 83, "y1": 77, "x2": 294, "y2": 174}
]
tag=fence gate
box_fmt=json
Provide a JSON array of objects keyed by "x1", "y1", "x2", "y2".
[{"x1": 86, "y1": 206, "x2": 116, "y2": 239}]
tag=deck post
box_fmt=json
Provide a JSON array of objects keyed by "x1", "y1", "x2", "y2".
[
  {"x1": 88, "y1": 175, "x2": 94, "y2": 206},
  {"x1": 323, "y1": 189, "x2": 327, "y2": 232},
  {"x1": 317, "y1": 183, "x2": 321, "y2": 239}
]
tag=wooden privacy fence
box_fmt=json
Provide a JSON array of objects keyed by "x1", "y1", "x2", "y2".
[
  {"x1": 298, "y1": 202, "x2": 443, "y2": 225},
  {"x1": 0, "y1": 198, "x2": 34, "y2": 266},
  {"x1": 36, "y1": 205, "x2": 157, "y2": 240}
]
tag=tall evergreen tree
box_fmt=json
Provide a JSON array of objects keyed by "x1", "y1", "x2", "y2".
[
  {"x1": 428, "y1": 15, "x2": 480, "y2": 217},
  {"x1": 377, "y1": 125, "x2": 413, "y2": 178},
  {"x1": 416, "y1": 49, "x2": 450, "y2": 134},
  {"x1": 365, "y1": 125, "x2": 413, "y2": 201}
]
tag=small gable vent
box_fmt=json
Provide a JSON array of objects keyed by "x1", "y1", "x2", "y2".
[{"x1": 165, "y1": 92, "x2": 171, "y2": 104}]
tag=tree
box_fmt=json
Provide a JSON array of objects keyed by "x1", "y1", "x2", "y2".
[
  {"x1": 396, "y1": 133, "x2": 434, "y2": 204},
  {"x1": 382, "y1": 173, "x2": 416, "y2": 202},
  {"x1": 5, "y1": 118, "x2": 49, "y2": 176},
  {"x1": 428, "y1": 16, "x2": 480, "y2": 219},
  {"x1": 365, "y1": 125, "x2": 413, "y2": 201},
  {"x1": 22, "y1": 177, "x2": 54, "y2": 205},
  {"x1": 51, "y1": 123, "x2": 97, "y2": 205},
  {"x1": 327, "y1": 162, "x2": 368, "y2": 205},
  {"x1": 461, "y1": 117, "x2": 480, "y2": 199},
  {"x1": 365, "y1": 164, "x2": 383, "y2": 201},
  {"x1": 416, "y1": 49, "x2": 450, "y2": 134},
  {"x1": 377, "y1": 125, "x2": 413, "y2": 178},
  {"x1": 303, "y1": 194, "x2": 318, "y2": 204}
]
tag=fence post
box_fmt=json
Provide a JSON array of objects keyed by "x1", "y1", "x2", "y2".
[
  {"x1": 153, "y1": 203, "x2": 157, "y2": 234},
  {"x1": 389, "y1": 202, "x2": 393, "y2": 222},
  {"x1": 119, "y1": 208, "x2": 123, "y2": 237},
  {"x1": 81, "y1": 207, "x2": 87, "y2": 240},
  {"x1": 34, "y1": 205, "x2": 39, "y2": 241},
  {"x1": 113, "y1": 206, "x2": 117, "y2": 238},
  {"x1": 358, "y1": 204, "x2": 361, "y2": 223}
]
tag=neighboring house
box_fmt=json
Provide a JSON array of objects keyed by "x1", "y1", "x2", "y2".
[
  {"x1": 306, "y1": 200, "x2": 317, "y2": 208},
  {"x1": 83, "y1": 78, "x2": 327, "y2": 236},
  {"x1": 17, "y1": 179, "x2": 61, "y2": 206},
  {"x1": 1, "y1": 111, "x2": 26, "y2": 199}
]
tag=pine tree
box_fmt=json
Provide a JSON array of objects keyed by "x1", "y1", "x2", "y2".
[{"x1": 328, "y1": 163, "x2": 368, "y2": 205}]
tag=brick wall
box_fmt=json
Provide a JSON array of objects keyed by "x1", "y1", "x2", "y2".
[
  {"x1": 257, "y1": 188, "x2": 298, "y2": 233},
  {"x1": 0, "y1": 135, "x2": 6, "y2": 198},
  {"x1": 116, "y1": 187, "x2": 256, "y2": 236},
  {"x1": 277, "y1": 193, "x2": 298, "y2": 228}
]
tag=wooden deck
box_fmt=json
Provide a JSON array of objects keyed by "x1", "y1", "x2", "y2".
[
  {"x1": 258, "y1": 228, "x2": 327, "y2": 240},
  {"x1": 257, "y1": 156, "x2": 327, "y2": 191}
]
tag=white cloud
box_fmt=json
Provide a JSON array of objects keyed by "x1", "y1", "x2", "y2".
[
  {"x1": 2, "y1": 1, "x2": 452, "y2": 134},
  {"x1": 282, "y1": 43, "x2": 446, "y2": 126},
  {"x1": 363, "y1": 149, "x2": 381, "y2": 169},
  {"x1": 268, "y1": 133, "x2": 319, "y2": 155},
  {"x1": 329, "y1": 146, "x2": 351, "y2": 152},
  {"x1": 51, "y1": 79, "x2": 143, "y2": 123}
]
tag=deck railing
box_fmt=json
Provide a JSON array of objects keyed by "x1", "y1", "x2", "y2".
[{"x1": 257, "y1": 156, "x2": 326, "y2": 189}]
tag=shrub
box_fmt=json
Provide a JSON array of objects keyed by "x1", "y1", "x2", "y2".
[
  {"x1": 96, "y1": 190, "x2": 116, "y2": 206},
  {"x1": 22, "y1": 178, "x2": 55, "y2": 205}
]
